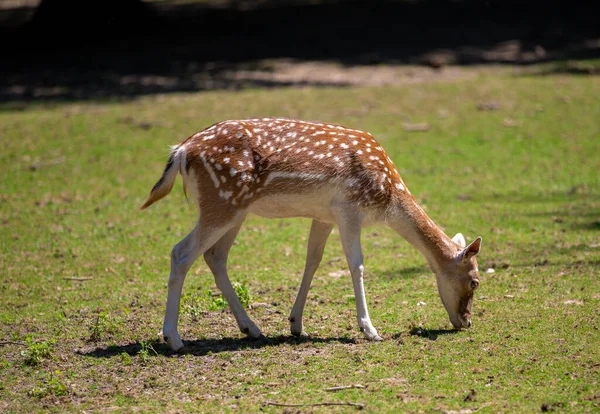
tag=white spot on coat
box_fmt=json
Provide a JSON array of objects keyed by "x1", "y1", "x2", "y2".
[
  {"x1": 201, "y1": 156, "x2": 220, "y2": 189},
  {"x1": 219, "y1": 190, "x2": 233, "y2": 200}
]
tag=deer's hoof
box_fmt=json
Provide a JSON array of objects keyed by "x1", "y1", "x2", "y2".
[
  {"x1": 291, "y1": 329, "x2": 308, "y2": 338},
  {"x1": 162, "y1": 331, "x2": 184, "y2": 352},
  {"x1": 241, "y1": 323, "x2": 262, "y2": 339},
  {"x1": 362, "y1": 329, "x2": 383, "y2": 342}
]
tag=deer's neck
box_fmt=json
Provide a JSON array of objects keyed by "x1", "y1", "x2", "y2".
[{"x1": 386, "y1": 197, "x2": 458, "y2": 271}]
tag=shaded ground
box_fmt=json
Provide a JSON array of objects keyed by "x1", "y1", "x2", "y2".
[{"x1": 1, "y1": 0, "x2": 599, "y2": 103}]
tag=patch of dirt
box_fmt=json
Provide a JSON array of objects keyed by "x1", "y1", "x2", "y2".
[
  {"x1": 380, "y1": 376, "x2": 407, "y2": 386},
  {"x1": 225, "y1": 60, "x2": 478, "y2": 88},
  {"x1": 541, "y1": 402, "x2": 565, "y2": 412}
]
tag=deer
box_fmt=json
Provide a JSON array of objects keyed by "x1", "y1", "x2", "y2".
[{"x1": 140, "y1": 117, "x2": 482, "y2": 352}]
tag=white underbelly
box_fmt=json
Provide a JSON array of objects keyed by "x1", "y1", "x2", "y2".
[{"x1": 248, "y1": 188, "x2": 339, "y2": 224}]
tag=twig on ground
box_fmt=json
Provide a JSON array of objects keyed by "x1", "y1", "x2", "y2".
[
  {"x1": 325, "y1": 384, "x2": 366, "y2": 392},
  {"x1": 263, "y1": 401, "x2": 365, "y2": 409},
  {"x1": 63, "y1": 277, "x2": 93, "y2": 281},
  {"x1": 0, "y1": 341, "x2": 26, "y2": 346},
  {"x1": 29, "y1": 156, "x2": 65, "y2": 171}
]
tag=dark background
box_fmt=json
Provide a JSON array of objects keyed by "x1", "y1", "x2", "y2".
[{"x1": 1, "y1": 0, "x2": 599, "y2": 103}]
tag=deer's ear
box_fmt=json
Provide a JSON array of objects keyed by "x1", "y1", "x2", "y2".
[
  {"x1": 463, "y1": 236, "x2": 482, "y2": 260},
  {"x1": 452, "y1": 233, "x2": 466, "y2": 248}
]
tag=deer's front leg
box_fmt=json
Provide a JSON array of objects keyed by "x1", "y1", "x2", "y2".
[
  {"x1": 336, "y1": 211, "x2": 382, "y2": 341},
  {"x1": 289, "y1": 220, "x2": 334, "y2": 337}
]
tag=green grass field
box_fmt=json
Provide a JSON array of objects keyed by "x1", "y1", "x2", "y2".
[{"x1": 1, "y1": 65, "x2": 599, "y2": 413}]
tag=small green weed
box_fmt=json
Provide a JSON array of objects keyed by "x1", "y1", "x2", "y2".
[
  {"x1": 180, "y1": 292, "x2": 205, "y2": 320},
  {"x1": 119, "y1": 352, "x2": 133, "y2": 365},
  {"x1": 21, "y1": 337, "x2": 54, "y2": 366},
  {"x1": 139, "y1": 340, "x2": 158, "y2": 365},
  {"x1": 89, "y1": 312, "x2": 122, "y2": 342},
  {"x1": 218, "y1": 351, "x2": 233, "y2": 361},
  {"x1": 208, "y1": 282, "x2": 252, "y2": 310},
  {"x1": 233, "y1": 282, "x2": 251, "y2": 308},
  {"x1": 181, "y1": 284, "x2": 252, "y2": 314},
  {"x1": 54, "y1": 311, "x2": 67, "y2": 335},
  {"x1": 114, "y1": 392, "x2": 135, "y2": 406},
  {"x1": 27, "y1": 371, "x2": 68, "y2": 398},
  {"x1": 207, "y1": 291, "x2": 228, "y2": 311}
]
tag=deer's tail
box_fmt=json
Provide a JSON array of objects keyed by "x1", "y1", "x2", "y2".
[{"x1": 140, "y1": 145, "x2": 186, "y2": 210}]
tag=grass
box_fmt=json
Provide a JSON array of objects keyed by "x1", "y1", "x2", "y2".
[
  {"x1": 0, "y1": 65, "x2": 599, "y2": 413},
  {"x1": 20, "y1": 337, "x2": 55, "y2": 367}
]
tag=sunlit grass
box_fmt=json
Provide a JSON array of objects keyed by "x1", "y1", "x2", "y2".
[{"x1": 0, "y1": 67, "x2": 598, "y2": 412}]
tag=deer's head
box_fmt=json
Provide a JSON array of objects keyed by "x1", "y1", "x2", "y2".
[{"x1": 435, "y1": 234, "x2": 482, "y2": 329}]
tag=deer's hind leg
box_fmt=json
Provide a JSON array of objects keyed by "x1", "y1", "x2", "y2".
[
  {"x1": 162, "y1": 210, "x2": 245, "y2": 351},
  {"x1": 204, "y1": 215, "x2": 262, "y2": 339}
]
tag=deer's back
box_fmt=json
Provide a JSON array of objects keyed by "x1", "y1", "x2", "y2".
[{"x1": 181, "y1": 118, "x2": 409, "y2": 213}]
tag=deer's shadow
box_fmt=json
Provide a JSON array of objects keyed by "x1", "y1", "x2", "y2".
[
  {"x1": 397, "y1": 327, "x2": 460, "y2": 342},
  {"x1": 79, "y1": 327, "x2": 463, "y2": 358},
  {"x1": 78, "y1": 334, "x2": 358, "y2": 358}
]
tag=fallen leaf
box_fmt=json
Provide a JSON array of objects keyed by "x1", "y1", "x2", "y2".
[
  {"x1": 503, "y1": 118, "x2": 520, "y2": 127},
  {"x1": 563, "y1": 300, "x2": 584, "y2": 305}
]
